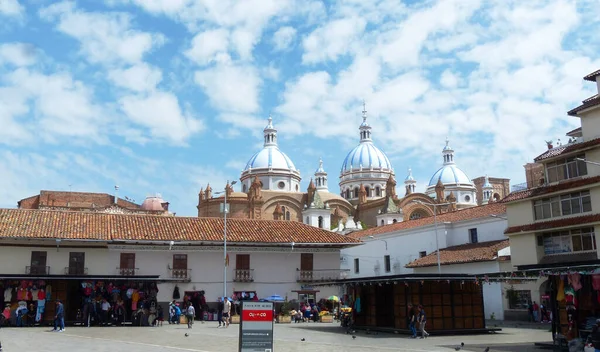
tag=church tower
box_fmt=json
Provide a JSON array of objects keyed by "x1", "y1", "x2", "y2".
[
  {"x1": 404, "y1": 167, "x2": 416, "y2": 195},
  {"x1": 314, "y1": 158, "x2": 328, "y2": 192},
  {"x1": 482, "y1": 175, "x2": 493, "y2": 205}
]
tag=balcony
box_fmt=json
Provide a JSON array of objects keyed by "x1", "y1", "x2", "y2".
[
  {"x1": 233, "y1": 269, "x2": 254, "y2": 282},
  {"x1": 296, "y1": 269, "x2": 350, "y2": 283},
  {"x1": 117, "y1": 267, "x2": 138, "y2": 276},
  {"x1": 26, "y1": 266, "x2": 50, "y2": 275},
  {"x1": 64, "y1": 267, "x2": 88, "y2": 275},
  {"x1": 169, "y1": 268, "x2": 191, "y2": 280}
]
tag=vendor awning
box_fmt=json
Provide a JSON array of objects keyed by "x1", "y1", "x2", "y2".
[
  {"x1": 516, "y1": 259, "x2": 600, "y2": 272},
  {"x1": 311, "y1": 273, "x2": 480, "y2": 286}
]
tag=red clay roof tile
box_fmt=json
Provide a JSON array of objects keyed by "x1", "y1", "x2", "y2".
[
  {"x1": 501, "y1": 175, "x2": 600, "y2": 203},
  {"x1": 349, "y1": 203, "x2": 506, "y2": 239},
  {"x1": 568, "y1": 95, "x2": 600, "y2": 116},
  {"x1": 0, "y1": 209, "x2": 361, "y2": 245},
  {"x1": 405, "y1": 239, "x2": 509, "y2": 268},
  {"x1": 584, "y1": 69, "x2": 600, "y2": 82},
  {"x1": 504, "y1": 213, "x2": 600, "y2": 235},
  {"x1": 534, "y1": 138, "x2": 600, "y2": 161}
]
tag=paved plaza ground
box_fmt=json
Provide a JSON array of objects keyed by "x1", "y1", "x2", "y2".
[{"x1": 0, "y1": 322, "x2": 555, "y2": 352}]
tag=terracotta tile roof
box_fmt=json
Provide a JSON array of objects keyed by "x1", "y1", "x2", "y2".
[
  {"x1": 405, "y1": 239, "x2": 509, "y2": 268},
  {"x1": 501, "y1": 175, "x2": 600, "y2": 203},
  {"x1": 584, "y1": 69, "x2": 600, "y2": 82},
  {"x1": 504, "y1": 213, "x2": 600, "y2": 235},
  {"x1": 0, "y1": 209, "x2": 361, "y2": 245},
  {"x1": 534, "y1": 138, "x2": 600, "y2": 161},
  {"x1": 566, "y1": 127, "x2": 582, "y2": 137},
  {"x1": 568, "y1": 95, "x2": 600, "y2": 116},
  {"x1": 349, "y1": 203, "x2": 506, "y2": 239}
]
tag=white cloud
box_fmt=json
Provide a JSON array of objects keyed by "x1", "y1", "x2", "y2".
[
  {"x1": 194, "y1": 63, "x2": 261, "y2": 114},
  {"x1": 0, "y1": 43, "x2": 38, "y2": 66},
  {"x1": 108, "y1": 63, "x2": 163, "y2": 92},
  {"x1": 185, "y1": 28, "x2": 230, "y2": 65},
  {"x1": 440, "y1": 70, "x2": 459, "y2": 88},
  {"x1": 39, "y1": 1, "x2": 165, "y2": 65},
  {"x1": 119, "y1": 91, "x2": 203, "y2": 144},
  {"x1": 302, "y1": 17, "x2": 366, "y2": 64},
  {"x1": 0, "y1": 0, "x2": 23, "y2": 17},
  {"x1": 272, "y1": 26, "x2": 296, "y2": 51}
]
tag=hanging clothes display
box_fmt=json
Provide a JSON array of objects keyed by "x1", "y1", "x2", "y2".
[{"x1": 173, "y1": 286, "x2": 181, "y2": 300}]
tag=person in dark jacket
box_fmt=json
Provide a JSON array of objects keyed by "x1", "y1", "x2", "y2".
[
  {"x1": 217, "y1": 298, "x2": 224, "y2": 328},
  {"x1": 53, "y1": 300, "x2": 65, "y2": 332}
]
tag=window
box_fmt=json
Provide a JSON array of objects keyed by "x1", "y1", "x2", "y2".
[
  {"x1": 542, "y1": 227, "x2": 596, "y2": 255},
  {"x1": 172, "y1": 254, "x2": 188, "y2": 278},
  {"x1": 384, "y1": 255, "x2": 391, "y2": 273},
  {"x1": 120, "y1": 253, "x2": 135, "y2": 269},
  {"x1": 68, "y1": 252, "x2": 85, "y2": 275},
  {"x1": 278, "y1": 181, "x2": 285, "y2": 189},
  {"x1": 30, "y1": 251, "x2": 47, "y2": 275},
  {"x1": 469, "y1": 228, "x2": 478, "y2": 243},
  {"x1": 507, "y1": 289, "x2": 532, "y2": 309},
  {"x1": 354, "y1": 258, "x2": 360, "y2": 273},
  {"x1": 318, "y1": 216, "x2": 323, "y2": 228},
  {"x1": 375, "y1": 187, "x2": 381, "y2": 197},
  {"x1": 534, "y1": 191, "x2": 592, "y2": 220},
  {"x1": 392, "y1": 219, "x2": 397, "y2": 223},
  {"x1": 345, "y1": 189, "x2": 350, "y2": 199},
  {"x1": 242, "y1": 184, "x2": 247, "y2": 192},
  {"x1": 354, "y1": 187, "x2": 359, "y2": 198},
  {"x1": 236, "y1": 254, "x2": 250, "y2": 270},
  {"x1": 300, "y1": 253, "x2": 313, "y2": 272},
  {"x1": 464, "y1": 195, "x2": 471, "y2": 202},
  {"x1": 365, "y1": 186, "x2": 370, "y2": 197},
  {"x1": 285, "y1": 211, "x2": 290, "y2": 220},
  {"x1": 409, "y1": 211, "x2": 424, "y2": 220},
  {"x1": 419, "y1": 251, "x2": 427, "y2": 258},
  {"x1": 546, "y1": 154, "x2": 587, "y2": 183},
  {"x1": 381, "y1": 220, "x2": 384, "y2": 226}
]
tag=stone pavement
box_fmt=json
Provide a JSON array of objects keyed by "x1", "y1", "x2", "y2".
[{"x1": 0, "y1": 322, "x2": 555, "y2": 352}]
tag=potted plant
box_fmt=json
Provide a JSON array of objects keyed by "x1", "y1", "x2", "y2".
[
  {"x1": 319, "y1": 310, "x2": 333, "y2": 323},
  {"x1": 230, "y1": 302, "x2": 241, "y2": 324},
  {"x1": 278, "y1": 300, "x2": 292, "y2": 323}
]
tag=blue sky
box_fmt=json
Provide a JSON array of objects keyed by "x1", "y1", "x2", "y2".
[{"x1": 0, "y1": 0, "x2": 599, "y2": 216}]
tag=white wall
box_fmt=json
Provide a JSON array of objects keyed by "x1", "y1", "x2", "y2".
[
  {"x1": 341, "y1": 216, "x2": 507, "y2": 279},
  {"x1": 0, "y1": 242, "x2": 341, "y2": 303}
]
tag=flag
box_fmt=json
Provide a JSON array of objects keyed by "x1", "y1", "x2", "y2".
[{"x1": 225, "y1": 254, "x2": 230, "y2": 266}]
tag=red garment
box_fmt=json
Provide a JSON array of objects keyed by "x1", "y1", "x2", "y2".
[
  {"x1": 568, "y1": 274, "x2": 582, "y2": 291},
  {"x1": 37, "y1": 290, "x2": 46, "y2": 300}
]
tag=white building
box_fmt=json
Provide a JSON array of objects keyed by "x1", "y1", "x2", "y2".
[
  {"x1": 340, "y1": 203, "x2": 520, "y2": 320},
  {"x1": 0, "y1": 208, "x2": 359, "y2": 323}
]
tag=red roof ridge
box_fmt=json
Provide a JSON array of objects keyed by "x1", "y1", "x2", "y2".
[
  {"x1": 505, "y1": 213, "x2": 600, "y2": 235},
  {"x1": 502, "y1": 175, "x2": 600, "y2": 203},
  {"x1": 405, "y1": 239, "x2": 509, "y2": 268}
]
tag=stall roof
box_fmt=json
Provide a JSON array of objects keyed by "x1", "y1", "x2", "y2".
[{"x1": 311, "y1": 273, "x2": 479, "y2": 286}]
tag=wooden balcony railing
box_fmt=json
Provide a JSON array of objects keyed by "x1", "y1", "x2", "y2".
[
  {"x1": 26, "y1": 266, "x2": 50, "y2": 275},
  {"x1": 64, "y1": 267, "x2": 88, "y2": 275},
  {"x1": 233, "y1": 269, "x2": 254, "y2": 282},
  {"x1": 296, "y1": 269, "x2": 349, "y2": 283},
  {"x1": 169, "y1": 268, "x2": 191, "y2": 279},
  {"x1": 117, "y1": 267, "x2": 138, "y2": 276}
]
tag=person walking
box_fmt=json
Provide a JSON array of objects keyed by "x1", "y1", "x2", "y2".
[
  {"x1": 53, "y1": 300, "x2": 65, "y2": 332},
  {"x1": 532, "y1": 301, "x2": 540, "y2": 322},
  {"x1": 407, "y1": 303, "x2": 417, "y2": 338},
  {"x1": 223, "y1": 298, "x2": 231, "y2": 328},
  {"x1": 217, "y1": 298, "x2": 224, "y2": 328},
  {"x1": 186, "y1": 303, "x2": 195, "y2": 329},
  {"x1": 417, "y1": 304, "x2": 429, "y2": 339}
]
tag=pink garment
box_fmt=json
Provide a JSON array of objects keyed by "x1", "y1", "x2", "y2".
[
  {"x1": 593, "y1": 275, "x2": 600, "y2": 290},
  {"x1": 568, "y1": 273, "x2": 582, "y2": 291}
]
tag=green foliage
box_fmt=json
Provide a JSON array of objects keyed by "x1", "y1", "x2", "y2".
[{"x1": 279, "y1": 300, "x2": 292, "y2": 316}]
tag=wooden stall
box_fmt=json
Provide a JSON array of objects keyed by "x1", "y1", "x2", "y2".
[{"x1": 342, "y1": 274, "x2": 486, "y2": 333}]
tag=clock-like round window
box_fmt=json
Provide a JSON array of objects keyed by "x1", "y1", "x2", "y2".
[
  {"x1": 464, "y1": 195, "x2": 471, "y2": 202},
  {"x1": 278, "y1": 181, "x2": 285, "y2": 189}
]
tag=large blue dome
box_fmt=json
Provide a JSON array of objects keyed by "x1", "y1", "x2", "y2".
[
  {"x1": 244, "y1": 146, "x2": 297, "y2": 171},
  {"x1": 428, "y1": 164, "x2": 472, "y2": 187},
  {"x1": 341, "y1": 142, "x2": 392, "y2": 174}
]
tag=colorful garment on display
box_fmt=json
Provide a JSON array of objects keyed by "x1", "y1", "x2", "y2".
[
  {"x1": 565, "y1": 286, "x2": 577, "y2": 307},
  {"x1": 568, "y1": 273, "x2": 582, "y2": 291},
  {"x1": 36, "y1": 299, "x2": 45, "y2": 322},
  {"x1": 556, "y1": 278, "x2": 565, "y2": 301},
  {"x1": 354, "y1": 297, "x2": 361, "y2": 313}
]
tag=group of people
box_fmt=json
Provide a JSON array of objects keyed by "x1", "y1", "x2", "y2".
[
  {"x1": 290, "y1": 302, "x2": 321, "y2": 323},
  {"x1": 528, "y1": 301, "x2": 551, "y2": 323},
  {"x1": 167, "y1": 297, "x2": 231, "y2": 329},
  {"x1": 407, "y1": 303, "x2": 428, "y2": 339}
]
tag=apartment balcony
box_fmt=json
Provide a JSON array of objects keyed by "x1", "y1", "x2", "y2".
[
  {"x1": 26, "y1": 266, "x2": 50, "y2": 275},
  {"x1": 117, "y1": 267, "x2": 138, "y2": 276},
  {"x1": 64, "y1": 267, "x2": 88, "y2": 275},
  {"x1": 233, "y1": 269, "x2": 254, "y2": 282},
  {"x1": 169, "y1": 268, "x2": 191, "y2": 280},
  {"x1": 296, "y1": 269, "x2": 350, "y2": 283}
]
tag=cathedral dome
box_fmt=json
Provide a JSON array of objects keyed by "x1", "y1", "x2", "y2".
[
  {"x1": 341, "y1": 143, "x2": 392, "y2": 173},
  {"x1": 141, "y1": 194, "x2": 167, "y2": 211},
  {"x1": 427, "y1": 164, "x2": 472, "y2": 187},
  {"x1": 240, "y1": 116, "x2": 301, "y2": 192}
]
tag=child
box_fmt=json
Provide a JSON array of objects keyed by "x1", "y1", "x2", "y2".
[
  {"x1": 156, "y1": 305, "x2": 164, "y2": 327},
  {"x1": 186, "y1": 303, "x2": 195, "y2": 329}
]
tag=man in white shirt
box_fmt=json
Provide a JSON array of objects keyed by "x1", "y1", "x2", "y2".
[
  {"x1": 101, "y1": 299, "x2": 111, "y2": 326},
  {"x1": 223, "y1": 299, "x2": 231, "y2": 328}
]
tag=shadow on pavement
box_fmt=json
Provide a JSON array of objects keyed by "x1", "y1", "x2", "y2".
[
  {"x1": 457, "y1": 343, "x2": 550, "y2": 352},
  {"x1": 287, "y1": 324, "x2": 406, "y2": 339}
]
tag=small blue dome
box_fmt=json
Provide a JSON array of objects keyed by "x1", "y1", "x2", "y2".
[
  {"x1": 428, "y1": 165, "x2": 472, "y2": 187},
  {"x1": 244, "y1": 146, "x2": 297, "y2": 171},
  {"x1": 341, "y1": 142, "x2": 392, "y2": 174}
]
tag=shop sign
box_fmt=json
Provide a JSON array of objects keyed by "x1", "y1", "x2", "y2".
[
  {"x1": 238, "y1": 301, "x2": 274, "y2": 352},
  {"x1": 300, "y1": 285, "x2": 315, "y2": 290}
]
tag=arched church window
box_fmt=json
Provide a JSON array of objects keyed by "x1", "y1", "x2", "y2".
[
  {"x1": 493, "y1": 193, "x2": 500, "y2": 201},
  {"x1": 381, "y1": 220, "x2": 384, "y2": 226},
  {"x1": 410, "y1": 211, "x2": 424, "y2": 220},
  {"x1": 375, "y1": 187, "x2": 380, "y2": 197},
  {"x1": 365, "y1": 186, "x2": 370, "y2": 197},
  {"x1": 318, "y1": 216, "x2": 323, "y2": 228},
  {"x1": 392, "y1": 219, "x2": 397, "y2": 223},
  {"x1": 295, "y1": 185, "x2": 299, "y2": 191},
  {"x1": 243, "y1": 184, "x2": 247, "y2": 192},
  {"x1": 345, "y1": 189, "x2": 350, "y2": 199},
  {"x1": 306, "y1": 217, "x2": 309, "y2": 224},
  {"x1": 285, "y1": 211, "x2": 290, "y2": 220},
  {"x1": 354, "y1": 187, "x2": 359, "y2": 198}
]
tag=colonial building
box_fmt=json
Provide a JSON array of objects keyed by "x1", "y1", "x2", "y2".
[
  {"x1": 503, "y1": 69, "x2": 600, "y2": 330},
  {"x1": 18, "y1": 190, "x2": 172, "y2": 216},
  {"x1": 0, "y1": 208, "x2": 359, "y2": 324},
  {"x1": 198, "y1": 105, "x2": 509, "y2": 229}
]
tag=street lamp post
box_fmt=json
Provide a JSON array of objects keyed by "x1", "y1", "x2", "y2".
[
  {"x1": 411, "y1": 200, "x2": 454, "y2": 274},
  {"x1": 216, "y1": 180, "x2": 237, "y2": 301}
]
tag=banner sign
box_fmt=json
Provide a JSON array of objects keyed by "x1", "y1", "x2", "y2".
[{"x1": 239, "y1": 301, "x2": 274, "y2": 352}]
